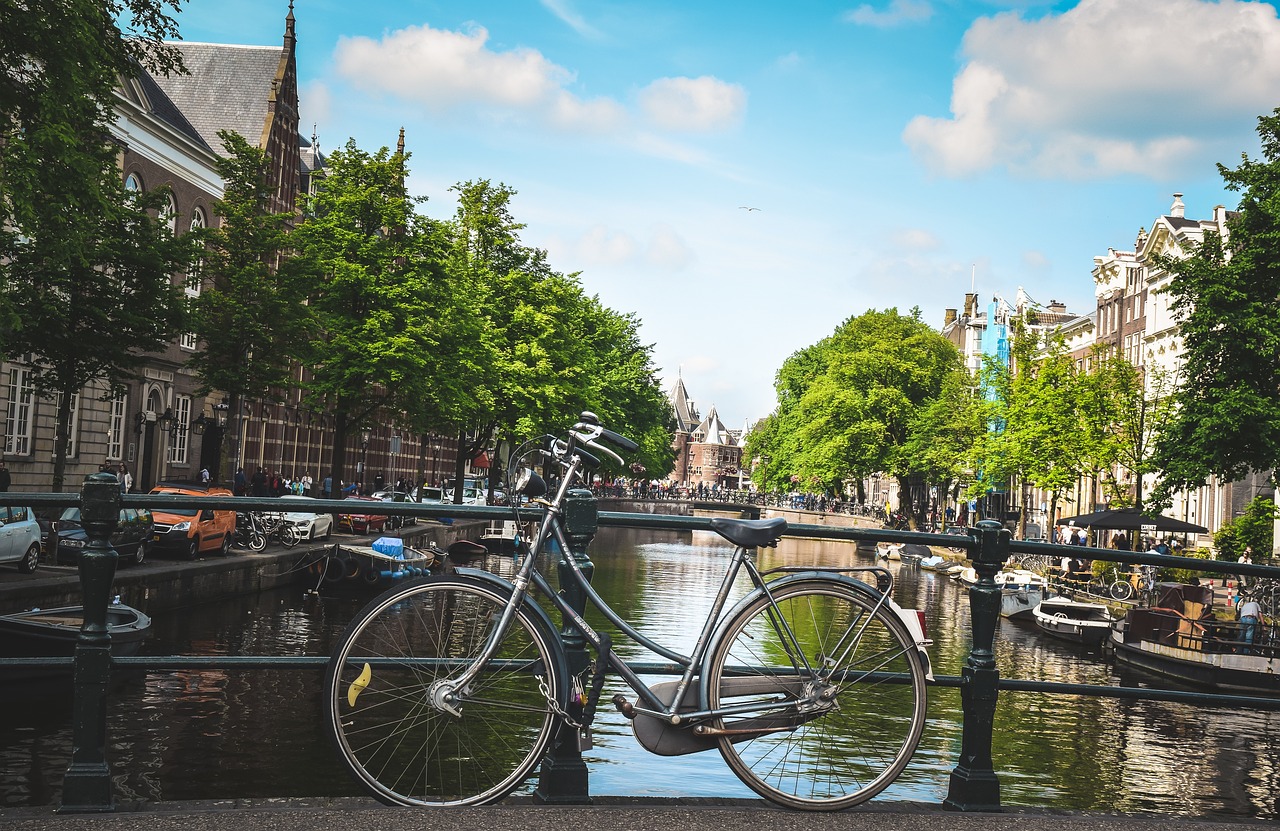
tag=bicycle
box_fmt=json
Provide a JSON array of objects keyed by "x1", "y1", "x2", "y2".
[
  {"x1": 323, "y1": 412, "x2": 933, "y2": 810},
  {"x1": 256, "y1": 511, "x2": 301, "y2": 548}
]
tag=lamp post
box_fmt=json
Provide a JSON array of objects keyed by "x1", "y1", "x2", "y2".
[
  {"x1": 360, "y1": 427, "x2": 371, "y2": 495},
  {"x1": 156, "y1": 408, "x2": 179, "y2": 482}
]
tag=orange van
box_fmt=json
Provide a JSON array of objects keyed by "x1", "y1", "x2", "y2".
[{"x1": 149, "y1": 483, "x2": 237, "y2": 560}]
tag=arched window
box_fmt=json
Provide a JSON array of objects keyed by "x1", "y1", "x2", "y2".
[
  {"x1": 161, "y1": 193, "x2": 178, "y2": 235},
  {"x1": 124, "y1": 173, "x2": 142, "y2": 192}
]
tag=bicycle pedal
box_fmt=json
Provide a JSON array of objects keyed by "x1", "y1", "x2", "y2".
[
  {"x1": 611, "y1": 693, "x2": 636, "y2": 719},
  {"x1": 578, "y1": 728, "x2": 593, "y2": 751}
]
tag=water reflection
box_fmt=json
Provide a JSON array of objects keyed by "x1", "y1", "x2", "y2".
[{"x1": 0, "y1": 526, "x2": 1276, "y2": 818}]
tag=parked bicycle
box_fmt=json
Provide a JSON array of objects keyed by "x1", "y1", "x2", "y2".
[
  {"x1": 233, "y1": 512, "x2": 268, "y2": 552},
  {"x1": 323, "y1": 412, "x2": 932, "y2": 810},
  {"x1": 256, "y1": 511, "x2": 301, "y2": 548}
]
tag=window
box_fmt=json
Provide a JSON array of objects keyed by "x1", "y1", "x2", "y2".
[
  {"x1": 125, "y1": 173, "x2": 142, "y2": 192},
  {"x1": 169, "y1": 395, "x2": 191, "y2": 465},
  {"x1": 161, "y1": 193, "x2": 178, "y2": 236},
  {"x1": 5, "y1": 366, "x2": 34, "y2": 456},
  {"x1": 56, "y1": 392, "x2": 80, "y2": 459},
  {"x1": 107, "y1": 392, "x2": 127, "y2": 461}
]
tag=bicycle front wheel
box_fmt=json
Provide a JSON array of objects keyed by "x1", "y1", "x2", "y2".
[
  {"x1": 323, "y1": 576, "x2": 564, "y2": 806},
  {"x1": 1109, "y1": 579, "x2": 1135, "y2": 601},
  {"x1": 706, "y1": 579, "x2": 927, "y2": 810}
]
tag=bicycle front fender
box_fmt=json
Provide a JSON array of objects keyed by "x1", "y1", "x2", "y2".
[
  {"x1": 450, "y1": 567, "x2": 572, "y2": 706},
  {"x1": 702, "y1": 572, "x2": 934, "y2": 691}
]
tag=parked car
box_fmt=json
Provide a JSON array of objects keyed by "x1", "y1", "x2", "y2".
[
  {"x1": 416, "y1": 486, "x2": 444, "y2": 504},
  {"x1": 0, "y1": 506, "x2": 42, "y2": 573},
  {"x1": 56, "y1": 506, "x2": 154, "y2": 566},
  {"x1": 149, "y1": 484, "x2": 237, "y2": 560},
  {"x1": 443, "y1": 486, "x2": 489, "y2": 506},
  {"x1": 371, "y1": 490, "x2": 416, "y2": 529},
  {"x1": 338, "y1": 496, "x2": 388, "y2": 535},
  {"x1": 272, "y1": 495, "x2": 334, "y2": 541}
]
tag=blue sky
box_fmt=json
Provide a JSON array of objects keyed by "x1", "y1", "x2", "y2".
[{"x1": 174, "y1": 0, "x2": 1280, "y2": 430}]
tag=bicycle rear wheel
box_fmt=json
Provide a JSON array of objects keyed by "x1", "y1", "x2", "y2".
[
  {"x1": 706, "y1": 579, "x2": 926, "y2": 810},
  {"x1": 323, "y1": 576, "x2": 564, "y2": 806}
]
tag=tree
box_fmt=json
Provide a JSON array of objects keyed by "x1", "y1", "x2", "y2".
[
  {"x1": 1081, "y1": 354, "x2": 1178, "y2": 512},
  {"x1": 292, "y1": 140, "x2": 485, "y2": 498},
  {"x1": 753, "y1": 308, "x2": 963, "y2": 525},
  {"x1": 0, "y1": 1, "x2": 192, "y2": 491},
  {"x1": 186, "y1": 131, "x2": 314, "y2": 482},
  {"x1": 1151, "y1": 108, "x2": 1280, "y2": 502}
]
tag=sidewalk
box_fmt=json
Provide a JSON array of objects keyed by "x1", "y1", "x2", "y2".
[{"x1": 1, "y1": 797, "x2": 1270, "y2": 831}]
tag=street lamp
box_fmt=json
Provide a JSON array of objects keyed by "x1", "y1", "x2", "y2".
[
  {"x1": 359, "y1": 427, "x2": 371, "y2": 493},
  {"x1": 156, "y1": 408, "x2": 180, "y2": 482}
]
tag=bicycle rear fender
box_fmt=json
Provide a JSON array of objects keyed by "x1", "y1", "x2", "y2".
[
  {"x1": 449, "y1": 567, "x2": 571, "y2": 705},
  {"x1": 707, "y1": 572, "x2": 934, "y2": 682}
]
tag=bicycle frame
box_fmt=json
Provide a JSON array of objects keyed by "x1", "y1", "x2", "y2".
[{"x1": 440, "y1": 449, "x2": 927, "y2": 733}]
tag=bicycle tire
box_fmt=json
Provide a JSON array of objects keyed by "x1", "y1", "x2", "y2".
[
  {"x1": 248, "y1": 532, "x2": 267, "y2": 552},
  {"x1": 1108, "y1": 580, "x2": 1135, "y2": 601},
  {"x1": 280, "y1": 524, "x2": 301, "y2": 548},
  {"x1": 705, "y1": 578, "x2": 926, "y2": 810},
  {"x1": 323, "y1": 576, "x2": 564, "y2": 806}
]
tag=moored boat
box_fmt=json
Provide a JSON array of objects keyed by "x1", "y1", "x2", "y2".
[
  {"x1": 1110, "y1": 583, "x2": 1280, "y2": 694},
  {"x1": 480, "y1": 519, "x2": 533, "y2": 553},
  {"x1": 0, "y1": 602, "x2": 151, "y2": 678},
  {"x1": 1032, "y1": 596, "x2": 1117, "y2": 646}
]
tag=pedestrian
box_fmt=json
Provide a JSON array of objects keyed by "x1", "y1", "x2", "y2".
[
  {"x1": 302, "y1": 473, "x2": 313, "y2": 496},
  {"x1": 200, "y1": 467, "x2": 210, "y2": 485},
  {"x1": 251, "y1": 467, "x2": 267, "y2": 497},
  {"x1": 321, "y1": 475, "x2": 332, "y2": 498},
  {"x1": 0, "y1": 459, "x2": 10, "y2": 492},
  {"x1": 1238, "y1": 596, "x2": 1262, "y2": 654},
  {"x1": 118, "y1": 463, "x2": 132, "y2": 493},
  {"x1": 1240, "y1": 546, "x2": 1254, "y2": 589},
  {"x1": 234, "y1": 467, "x2": 247, "y2": 496}
]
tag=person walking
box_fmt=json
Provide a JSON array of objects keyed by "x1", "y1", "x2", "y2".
[{"x1": 0, "y1": 459, "x2": 10, "y2": 492}]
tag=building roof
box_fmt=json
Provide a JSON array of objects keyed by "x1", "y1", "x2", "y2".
[
  {"x1": 149, "y1": 42, "x2": 286, "y2": 154},
  {"x1": 668, "y1": 377, "x2": 700, "y2": 434},
  {"x1": 694, "y1": 406, "x2": 730, "y2": 446},
  {"x1": 129, "y1": 68, "x2": 212, "y2": 153}
]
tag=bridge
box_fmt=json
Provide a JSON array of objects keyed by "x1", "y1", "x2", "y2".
[{"x1": 1, "y1": 477, "x2": 1276, "y2": 821}]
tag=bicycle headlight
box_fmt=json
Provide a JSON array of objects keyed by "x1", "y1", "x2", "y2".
[{"x1": 513, "y1": 467, "x2": 547, "y2": 498}]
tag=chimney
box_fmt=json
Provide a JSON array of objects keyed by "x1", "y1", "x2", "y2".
[
  {"x1": 964, "y1": 292, "x2": 978, "y2": 318},
  {"x1": 944, "y1": 308, "x2": 957, "y2": 327},
  {"x1": 1170, "y1": 193, "x2": 1185, "y2": 219}
]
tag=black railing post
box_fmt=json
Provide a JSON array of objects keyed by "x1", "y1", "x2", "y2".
[
  {"x1": 59, "y1": 472, "x2": 121, "y2": 813},
  {"x1": 945, "y1": 518, "x2": 1009, "y2": 812},
  {"x1": 535, "y1": 487, "x2": 595, "y2": 804}
]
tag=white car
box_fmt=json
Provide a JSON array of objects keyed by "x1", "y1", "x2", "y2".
[
  {"x1": 0, "y1": 505, "x2": 43, "y2": 573},
  {"x1": 274, "y1": 495, "x2": 335, "y2": 541}
]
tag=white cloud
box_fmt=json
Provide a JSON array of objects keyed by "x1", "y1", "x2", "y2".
[
  {"x1": 891, "y1": 228, "x2": 941, "y2": 251},
  {"x1": 551, "y1": 223, "x2": 695, "y2": 271},
  {"x1": 539, "y1": 0, "x2": 603, "y2": 40},
  {"x1": 844, "y1": 0, "x2": 934, "y2": 28},
  {"x1": 637, "y1": 76, "x2": 747, "y2": 132},
  {"x1": 903, "y1": 0, "x2": 1280, "y2": 178},
  {"x1": 332, "y1": 23, "x2": 741, "y2": 144}
]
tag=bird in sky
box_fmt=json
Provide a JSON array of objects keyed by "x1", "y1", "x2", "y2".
[{"x1": 738, "y1": 206, "x2": 761, "y2": 212}]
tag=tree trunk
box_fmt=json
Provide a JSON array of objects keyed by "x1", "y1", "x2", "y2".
[
  {"x1": 328, "y1": 408, "x2": 350, "y2": 501},
  {"x1": 50, "y1": 380, "x2": 74, "y2": 493}
]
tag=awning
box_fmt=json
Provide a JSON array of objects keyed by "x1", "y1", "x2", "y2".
[
  {"x1": 1057, "y1": 507, "x2": 1207, "y2": 534},
  {"x1": 471, "y1": 452, "x2": 490, "y2": 469}
]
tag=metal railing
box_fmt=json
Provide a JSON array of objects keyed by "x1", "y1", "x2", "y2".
[{"x1": 3, "y1": 474, "x2": 1279, "y2": 814}]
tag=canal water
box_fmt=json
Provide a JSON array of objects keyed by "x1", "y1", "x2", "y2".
[{"x1": 2, "y1": 526, "x2": 1278, "y2": 818}]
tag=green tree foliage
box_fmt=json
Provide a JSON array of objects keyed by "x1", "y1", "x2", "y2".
[
  {"x1": 1081, "y1": 354, "x2": 1177, "y2": 511},
  {"x1": 0, "y1": 0, "x2": 192, "y2": 490},
  {"x1": 292, "y1": 140, "x2": 487, "y2": 496},
  {"x1": 972, "y1": 326, "x2": 1093, "y2": 531},
  {"x1": 1152, "y1": 109, "x2": 1280, "y2": 502},
  {"x1": 443, "y1": 180, "x2": 672, "y2": 487},
  {"x1": 186, "y1": 131, "x2": 314, "y2": 481},
  {"x1": 753, "y1": 308, "x2": 963, "y2": 524},
  {"x1": 1212, "y1": 495, "x2": 1277, "y2": 561}
]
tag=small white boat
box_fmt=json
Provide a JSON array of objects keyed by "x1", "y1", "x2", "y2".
[
  {"x1": 875, "y1": 541, "x2": 903, "y2": 561},
  {"x1": 918, "y1": 554, "x2": 947, "y2": 571},
  {"x1": 1033, "y1": 596, "x2": 1117, "y2": 646},
  {"x1": 480, "y1": 519, "x2": 532, "y2": 552}
]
